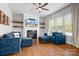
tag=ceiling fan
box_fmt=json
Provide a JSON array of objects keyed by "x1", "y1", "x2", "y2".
[{"x1": 33, "y1": 3, "x2": 49, "y2": 12}]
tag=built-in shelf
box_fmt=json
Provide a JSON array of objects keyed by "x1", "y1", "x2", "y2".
[
  {"x1": 13, "y1": 26, "x2": 23, "y2": 28},
  {"x1": 13, "y1": 21, "x2": 23, "y2": 24},
  {"x1": 13, "y1": 20, "x2": 23, "y2": 28}
]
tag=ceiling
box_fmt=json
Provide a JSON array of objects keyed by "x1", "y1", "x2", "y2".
[{"x1": 9, "y1": 3, "x2": 70, "y2": 17}]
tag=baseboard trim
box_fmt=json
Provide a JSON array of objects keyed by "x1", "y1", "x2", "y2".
[
  {"x1": 66, "y1": 42, "x2": 73, "y2": 45},
  {"x1": 66, "y1": 42, "x2": 78, "y2": 48},
  {"x1": 75, "y1": 45, "x2": 79, "y2": 48}
]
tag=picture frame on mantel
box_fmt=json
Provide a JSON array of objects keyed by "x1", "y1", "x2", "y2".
[{"x1": 0, "y1": 10, "x2": 9, "y2": 25}]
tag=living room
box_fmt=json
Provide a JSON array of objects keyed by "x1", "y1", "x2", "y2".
[{"x1": 0, "y1": 3, "x2": 79, "y2": 56}]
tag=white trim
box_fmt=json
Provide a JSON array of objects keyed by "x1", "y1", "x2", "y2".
[
  {"x1": 75, "y1": 45, "x2": 79, "y2": 48},
  {"x1": 65, "y1": 32, "x2": 72, "y2": 36},
  {"x1": 66, "y1": 42, "x2": 73, "y2": 45}
]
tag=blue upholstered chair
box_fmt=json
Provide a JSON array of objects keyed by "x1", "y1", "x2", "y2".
[
  {"x1": 0, "y1": 33, "x2": 21, "y2": 55},
  {"x1": 51, "y1": 32, "x2": 66, "y2": 44},
  {"x1": 39, "y1": 36, "x2": 49, "y2": 43},
  {"x1": 39, "y1": 32, "x2": 66, "y2": 44},
  {"x1": 0, "y1": 32, "x2": 32, "y2": 55},
  {"x1": 21, "y1": 37, "x2": 32, "y2": 47},
  {"x1": 11, "y1": 32, "x2": 32, "y2": 47},
  {"x1": 39, "y1": 33, "x2": 50, "y2": 43}
]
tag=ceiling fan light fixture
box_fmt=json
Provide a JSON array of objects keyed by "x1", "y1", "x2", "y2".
[
  {"x1": 32, "y1": 3, "x2": 49, "y2": 13},
  {"x1": 38, "y1": 8, "x2": 42, "y2": 11}
]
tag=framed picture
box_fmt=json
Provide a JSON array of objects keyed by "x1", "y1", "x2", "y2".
[
  {"x1": 0, "y1": 10, "x2": 9, "y2": 25},
  {"x1": 0, "y1": 10, "x2": 5, "y2": 24},
  {"x1": 4, "y1": 15, "x2": 9, "y2": 25}
]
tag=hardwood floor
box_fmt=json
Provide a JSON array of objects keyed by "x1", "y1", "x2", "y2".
[{"x1": 9, "y1": 39, "x2": 79, "y2": 56}]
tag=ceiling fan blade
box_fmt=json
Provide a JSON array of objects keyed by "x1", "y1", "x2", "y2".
[
  {"x1": 37, "y1": 3, "x2": 41, "y2": 8},
  {"x1": 33, "y1": 3, "x2": 37, "y2": 6},
  {"x1": 41, "y1": 8, "x2": 49, "y2": 11},
  {"x1": 41, "y1": 3, "x2": 48, "y2": 7}
]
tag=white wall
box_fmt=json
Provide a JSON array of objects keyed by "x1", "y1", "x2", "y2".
[
  {"x1": 0, "y1": 3, "x2": 13, "y2": 35},
  {"x1": 39, "y1": 17, "x2": 49, "y2": 36},
  {"x1": 13, "y1": 13, "x2": 23, "y2": 22}
]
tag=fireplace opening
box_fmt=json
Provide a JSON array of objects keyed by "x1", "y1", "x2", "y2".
[{"x1": 27, "y1": 30, "x2": 37, "y2": 39}]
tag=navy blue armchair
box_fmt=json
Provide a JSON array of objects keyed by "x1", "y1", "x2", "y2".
[
  {"x1": 51, "y1": 32, "x2": 66, "y2": 44},
  {"x1": 39, "y1": 32, "x2": 66, "y2": 44},
  {"x1": 39, "y1": 36, "x2": 49, "y2": 43},
  {"x1": 0, "y1": 37, "x2": 21, "y2": 55},
  {"x1": 0, "y1": 32, "x2": 32, "y2": 55},
  {"x1": 11, "y1": 32, "x2": 32, "y2": 48},
  {"x1": 21, "y1": 37, "x2": 32, "y2": 47},
  {"x1": 39, "y1": 33, "x2": 50, "y2": 43}
]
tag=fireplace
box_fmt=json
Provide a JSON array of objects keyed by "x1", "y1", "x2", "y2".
[{"x1": 27, "y1": 30, "x2": 37, "y2": 39}]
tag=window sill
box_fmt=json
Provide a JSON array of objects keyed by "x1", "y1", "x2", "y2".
[{"x1": 64, "y1": 32, "x2": 72, "y2": 36}]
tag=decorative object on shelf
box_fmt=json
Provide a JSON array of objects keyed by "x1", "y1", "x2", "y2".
[
  {"x1": 40, "y1": 27, "x2": 45, "y2": 29},
  {"x1": 40, "y1": 22, "x2": 45, "y2": 25},
  {"x1": 12, "y1": 21, "x2": 23, "y2": 28},
  {"x1": 13, "y1": 26, "x2": 23, "y2": 28},
  {"x1": 40, "y1": 22, "x2": 45, "y2": 29},
  {"x1": 13, "y1": 21, "x2": 23, "y2": 24},
  {"x1": 0, "y1": 10, "x2": 9, "y2": 25}
]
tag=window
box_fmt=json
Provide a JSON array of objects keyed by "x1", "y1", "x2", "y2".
[
  {"x1": 55, "y1": 17, "x2": 63, "y2": 32},
  {"x1": 49, "y1": 16, "x2": 63, "y2": 32},
  {"x1": 49, "y1": 7, "x2": 72, "y2": 36},
  {"x1": 49, "y1": 19, "x2": 55, "y2": 32},
  {"x1": 64, "y1": 14, "x2": 72, "y2": 32},
  {"x1": 49, "y1": 13, "x2": 72, "y2": 36}
]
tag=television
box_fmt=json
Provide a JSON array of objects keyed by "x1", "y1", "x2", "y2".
[{"x1": 25, "y1": 18, "x2": 38, "y2": 25}]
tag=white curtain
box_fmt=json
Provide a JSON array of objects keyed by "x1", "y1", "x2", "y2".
[{"x1": 71, "y1": 3, "x2": 79, "y2": 48}]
